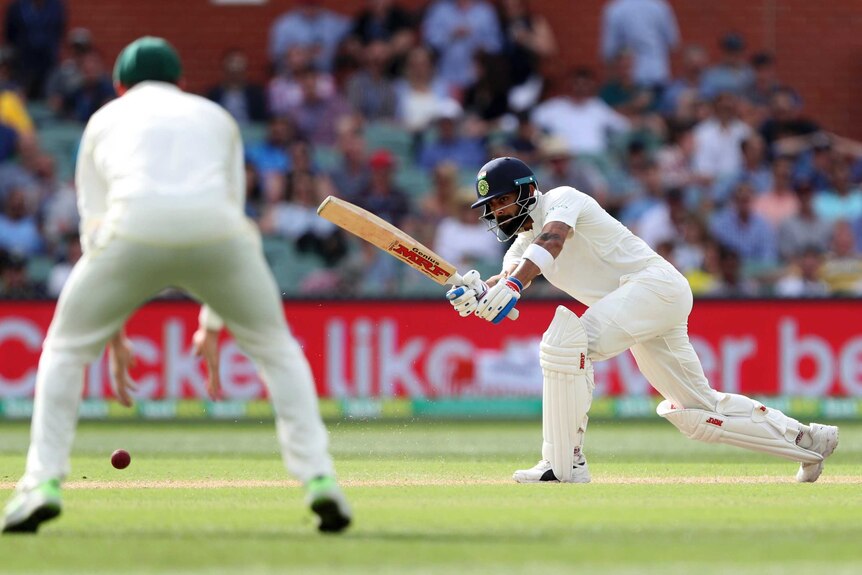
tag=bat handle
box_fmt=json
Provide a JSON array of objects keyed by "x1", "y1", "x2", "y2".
[{"x1": 450, "y1": 273, "x2": 519, "y2": 321}]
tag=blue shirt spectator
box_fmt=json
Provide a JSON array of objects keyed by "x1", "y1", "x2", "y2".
[
  {"x1": 710, "y1": 183, "x2": 777, "y2": 265},
  {"x1": 659, "y1": 45, "x2": 707, "y2": 115},
  {"x1": 422, "y1": 0, "x2": 502, "y2": 91},
  {"x1": 0, "y1": 123, "x2": 19, "y2": 163},
  {"x1": 418, "y1": 100, "x2": 486, "y2": 171},
  {"x1": 245, "y1": 117, "x2": 295, "y2": 177},
  {"x1": 601, "y1": 0, "x2": 679, "y2": 87},
  {"x1": 269, "y1": 5, "x2": 350, "y2": 72},
  {"x1": 700, "y1": 34, "x2": 754, "y2": 99},
  {"x1": 0, "y1": 188, "x2": 43, "y2": 256},
  {"x1": 813, "y1": 163, "x2": 862, "y2": 224},
  {"x1": 4, "y1": 0, "x2": 66, "y2": 98}
]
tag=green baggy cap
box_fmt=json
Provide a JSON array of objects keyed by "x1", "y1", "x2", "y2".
[{"x1": 113, "y1": 36, "x2": 182, "y2": 88}]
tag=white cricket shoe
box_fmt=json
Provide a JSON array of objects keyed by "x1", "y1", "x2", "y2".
[
  {"x1": 306, "y1": 476, "x2": 352, "y2": 533},
  {"x1": 512, "y1": 458, "x2": 591, "y2": 483},
  {"x1": 796, "y1": 423, "x2": 839, "y2": 483},
  {"x1": 2, "y1": 479, "x2": 62, "y2": 534}
]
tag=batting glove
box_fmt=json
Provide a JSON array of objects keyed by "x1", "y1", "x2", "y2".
[
  {"x1": 445, "y1": 270, "x2": 487, "y2": 317},
  {"x1": 475, "y1": 277, "x2": 522, "y2": 324}
]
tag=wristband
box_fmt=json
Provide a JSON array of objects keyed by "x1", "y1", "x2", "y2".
[
  {"x1": 522, "y1": 244, "x2": 555, "y2": 276},
  {"x1": 504, "y1": 276, "x2": 523, "y2": 293}
]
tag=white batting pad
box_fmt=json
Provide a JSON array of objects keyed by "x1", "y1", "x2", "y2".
[
  {"x1": 539, "y1": 306, "x2": 594, "y2": 482},
  {"x1": 657, "y1": 394, "x2": 822, "y2": 464}
]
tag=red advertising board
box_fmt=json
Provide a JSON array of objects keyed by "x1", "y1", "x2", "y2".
[{"x1": 0, "y1": 299, "x2": 861, "y2": 399}]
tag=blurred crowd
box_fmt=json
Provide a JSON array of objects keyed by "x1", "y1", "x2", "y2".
[{"x1": 1, "y1": 0, "x2": 862, "y2": 300}]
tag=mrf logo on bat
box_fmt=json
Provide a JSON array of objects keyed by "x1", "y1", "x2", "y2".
[{"x1": 389, "y1": 242, "x2": 449, "y2": 280}]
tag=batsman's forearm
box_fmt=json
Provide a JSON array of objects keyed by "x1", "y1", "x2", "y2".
[{"x1": 510, "y1": 258, "x2": 541, "y2": 290}]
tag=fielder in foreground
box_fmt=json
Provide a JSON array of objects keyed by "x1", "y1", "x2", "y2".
[
  {"x1": 446, "y1": 157, "x2": 839, "y2": 483},
  {"x1": 2, "y1": 37, "x2": 351, "y2": 534}
]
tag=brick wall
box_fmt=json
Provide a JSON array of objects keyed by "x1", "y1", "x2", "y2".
[{"x1": 9, "y1": 0, "x2": 862, "y2": 137}]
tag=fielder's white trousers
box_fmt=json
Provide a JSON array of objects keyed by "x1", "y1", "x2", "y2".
[
  {"x1": 578, "y1": 264, "x2": 721, "y2": 411},
  {"x1": 21, "y1": 227, "x2": 334, "y2": 488}
]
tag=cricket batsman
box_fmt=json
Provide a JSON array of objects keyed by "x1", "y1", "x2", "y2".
[
  {"x1": 2, "y1": 37, "x2": 351, "y2": 534},
  {"x1": 446, "y1": 157, "x2": 839, "y2": 483}
]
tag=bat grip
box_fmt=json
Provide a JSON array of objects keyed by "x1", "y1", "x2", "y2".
[{"x1": 450, "y1": 273, "x2": 519, "y2": 321}]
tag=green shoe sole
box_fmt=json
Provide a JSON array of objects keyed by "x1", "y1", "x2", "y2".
[
  {"x1": 2, "y1": 502, "x2": 61, "y2": 534},
  {"x1": 310, "y1": 497, "x2": 351, "y2": 533}
]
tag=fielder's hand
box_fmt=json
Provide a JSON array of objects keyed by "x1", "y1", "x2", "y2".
[
  {"x1": 475, "y1": 277, "x2": 522, "y2": 324},
  {"x1": 192, "y1": 327, "x2": 222, "y2": 401},
  {"x1": 108, "y1": 333, "x2": 137, "y2": 407},
  {"x1": 446, "y1": 269, "x2": 487, "y2": 317}
]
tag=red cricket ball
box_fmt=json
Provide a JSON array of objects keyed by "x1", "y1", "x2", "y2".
[{"x1": 111, "y1": 449, "x2": 131, "y2": 470}]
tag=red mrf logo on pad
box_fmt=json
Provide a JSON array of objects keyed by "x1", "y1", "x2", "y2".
[
  {"x1": 706, "y1": 417, "x2": 724, "y2": 427},
  {"x1": 390, "y1": 243, "x2": 450, "y2": 280}
]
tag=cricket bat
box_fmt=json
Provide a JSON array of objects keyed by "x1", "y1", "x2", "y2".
[{"x1": 317, "y1": 196, "x2": 518, "y2": 320}]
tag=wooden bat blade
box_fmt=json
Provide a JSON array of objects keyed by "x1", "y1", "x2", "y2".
[{"x1": 317, "y1": 196, "x2": 458, "y2": 285}]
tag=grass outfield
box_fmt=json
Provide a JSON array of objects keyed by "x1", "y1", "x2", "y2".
[{"x1": 0, "y1": 419, "x2": 860, "y2": 574}]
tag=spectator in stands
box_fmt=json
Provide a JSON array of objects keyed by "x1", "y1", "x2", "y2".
[
  {"x1": 0, "y1": 119, "x2": 21, "y2": 164},
  {"x1": 328, "y1": 117, "x2": 371, "y2": 203},
  {"x1": 260, "y1": 169, "x2": 347, "y2": 266},
  {"x1": 813, "y1": 159, "x2": 862, "y2": 224},
  {"x1": 421, "y1": 0, "x2": 503, "y2": 93},
  {"x1": 743, "y1": 52, "x2": 780, "y2": 110},
  {"x1": 0, "y1": 250, "x2": 45, "y2": 298},
  {"x1": 497, "y1": 0, "x2": 557, "y2": 112},
  {"x1": 700, "y1": 33, "x2": 754, "y2": 100},
  {"x1": 660, "y1": 44, "x2": 707, "y2": 116},
  {"x1": 346, "y1": 40, "x2": 398, "y2": 120},
  {"x1": 462, "y1": 50, "x2": 510, "y2": 124},
  {"x1": 738, "y1": 134, "x2": 772, "y2": 195},
  {"x1": 419, "y1": 161, "x2": 459, "y2": 222},
  {"x1": 774, "y1": 245, "x2": 830, "y2": 298},
  {"x1": 58, "y1": 49, "x2": 114, "y2": 122},
  {"x1": 4, "y1": 0, "x2": 66, "y2": 99},
  {"x1": 619, "y1": 158, "x2": 666, "y2": 227},
  {"x1": 709, "y1": 181, "x2": 777, "y2": 266},
  {"x1": 284, "y1": 65, "x2": 353, "y2": 146},
  {"x1": 269, "y1": 0, "x2": 350, "y2": 73},
  {"x1": 46, "y1": 231, "x2": 80, "y2": 297},
  {"x1": 635, "y1": 186, "x2": 688, "y2": 250},
  {"x1": 707, "y1": 244, "x2": 760, "y2": 297},
  {"x1": 0, "y1": 47, "x2": 34, "y2": 145},
  {"x1": 777, "y1": 181, "x2": 833, "y2": 262},
  {"x1": 30, "y1": 152, "x2": 77, "y2": 248},
  {"x1": 599, "y1": 50, "x2": 654, "y2": 116},
  {"x1": 417, "y1": 99, "x2": 486, "y2": 171},
  {"x1": 821, "y1": 220, "x2": 862, "y2": 295},
  {"x1": 344, "y1": 0, "x2": 416, "y2": 75},
  {"x1": 243, "y1": 161, "x2": 264, "y2": 220},
  {"x1": 394, "y1": 45, "x2": 449, "y2": 144},
  {"x1": 433, "y1": 189, "x2": 502, "y2": 270},
  {"x1": 760, "y1": 88, "x2": 820, "y2": 152},
  {"x1": 656, "y1": 120, "x2": 698, "y2": 192},
  {"x1": 245, "y1": 116, "x2": 297, "y2": 196},
  {"x1": 0, "y1": 187, "x2": 42, "y2": 256},
  {"x1": 536, "y1": 136, "x2": 607, "y2": 203},
  {"x1": 752, "y1": 154, "x2": 799, "y2": 230},
  {"x1": 600, "y1": 0, "x2": 679, "y2": 93},
  {"x1": 206, "y1": 48, "x2": 268, "y2": 124},
  {"x1": 673, "y1": 214, "x2": 710, "y2": 275},
  {"x1": 531, "y1": 67, "x2": 630, "y2": 156},
  {"x1": 692, "y1": 92, "x2": 752, "y2": 190},
  {"x1": 268, "y1": 46, "x2": 337, "y2": 118},
  {"x1": 501, "y1": 111, "x2": 540, "y2": 165},
  {"x1": 45, "y1": 27, "x2": 92, "y2": 116},
  {"x1": 357, "y1": 149, "x2": 410, "y2": 226}
]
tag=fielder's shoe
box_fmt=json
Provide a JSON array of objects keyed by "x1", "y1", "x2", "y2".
[
  {"x1": 306, "y1": 476, "x2": 352, "y2": 533},
  {"x1": 796, "y1": 423, "x2": 839, "y2": 483},
  {"x1": 2, "y1": 479, "x2": 62, "y2": 534},
  {"x1": 512, "y1": 458, "x2": 591, "y2": 484}
]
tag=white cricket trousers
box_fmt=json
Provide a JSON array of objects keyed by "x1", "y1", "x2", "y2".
[
  {"x1": 578, "y1": 264, "x2": 721, "y2": 410},
  {"x1": 21, "y1": 228, "x2": 334, "y2": 488}
]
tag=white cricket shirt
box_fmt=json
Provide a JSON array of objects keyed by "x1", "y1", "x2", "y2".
[
  {"x1": 75, "y1": 81, "x2": 250, "y2": 249},
  {"x1": 503, "y1": 186, "x2": 671, "y2": 305}
]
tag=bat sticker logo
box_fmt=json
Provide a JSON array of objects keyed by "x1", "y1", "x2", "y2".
[{"x1": 390, "y1": 243, "x2": 450, "y2": 279}]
